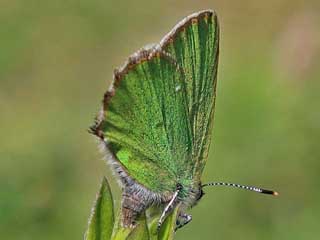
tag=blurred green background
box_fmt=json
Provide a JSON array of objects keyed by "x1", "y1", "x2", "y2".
[{"x1": 1, "y1": 0, "x2": 320, "y2": 239}]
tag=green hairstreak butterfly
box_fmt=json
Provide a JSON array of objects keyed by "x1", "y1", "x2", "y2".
[{"x1": 90, "y1": 9, "x2": 278, "y2": 230}]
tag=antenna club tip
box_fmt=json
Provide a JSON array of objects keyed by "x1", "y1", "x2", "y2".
[{"x1": 273, "y1": 191, "x2": 279, "y2": 196}]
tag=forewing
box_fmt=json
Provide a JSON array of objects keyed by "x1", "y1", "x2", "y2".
[
  {"x1": 160, "y1": 10, "x2": 219, "y2": 176},
  {"x1": 92, "y1": 49, "x2": 193, "y2": 192}
]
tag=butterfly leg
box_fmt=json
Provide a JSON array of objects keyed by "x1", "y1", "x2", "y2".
[
  {"x1": 157, "y1": 189, "x2": 179, "y2": 230},
  {"x1": 175, "y1": 212, "x2": 192, "y2": 231}
]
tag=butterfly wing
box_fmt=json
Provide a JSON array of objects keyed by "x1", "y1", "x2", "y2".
[
  {"x1": 160, "y1": 10, "x2": 219, "y2": 178},
  {"x1": 92, "y1": 49, "x2": 193, "y2": 193}
]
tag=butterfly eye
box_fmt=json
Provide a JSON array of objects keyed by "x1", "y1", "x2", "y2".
[
  {"x1": 176, "y1": 183, "x2": 183, "y2": 191},
  {"x1": 196, "y1": 188, "x2": 205, "y2": 201}
]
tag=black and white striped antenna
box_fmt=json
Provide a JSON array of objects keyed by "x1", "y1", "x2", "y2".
[{"x1": 202, "y1": 182, "x2": 278, "y2": 196}]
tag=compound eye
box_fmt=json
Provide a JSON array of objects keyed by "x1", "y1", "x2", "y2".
[
  {"x1": 197, "y1": 189, "x2": 205, "y2": 201},
  {"x1": 176, "y1": 183, "x2": 183, "y2": 191}
]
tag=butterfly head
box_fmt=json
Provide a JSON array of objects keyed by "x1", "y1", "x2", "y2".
[{"x1": 176, "y1": 181, "x2": 206, "y2": 208}]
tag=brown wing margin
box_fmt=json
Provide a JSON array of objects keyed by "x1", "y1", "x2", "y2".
[{"x1": 160, "y1": 10, "x2": 217, "y2": 48}]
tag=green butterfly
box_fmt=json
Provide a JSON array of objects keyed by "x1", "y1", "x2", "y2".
[{"x1": 90, "y1": 9, "x2": 277, "y2": 231}]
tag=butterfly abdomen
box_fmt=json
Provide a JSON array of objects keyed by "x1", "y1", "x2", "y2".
[{"x1": 121, "y1": 189, "x2": 150, "y2": 227}]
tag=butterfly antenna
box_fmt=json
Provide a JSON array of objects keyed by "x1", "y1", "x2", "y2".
[{"x1": 202, "y1": 182, "x2": 278, "y2": 196}]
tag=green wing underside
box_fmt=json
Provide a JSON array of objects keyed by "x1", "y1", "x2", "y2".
[
  {"x1": 101, "y1": 54, "x2": 193, "y2": 192},
  {"x1": 97, "y1": 11, "x2": 219, "y2": 192},
  {"x1": 161, "y1": 11, "x2": 219, "y2": 177}
]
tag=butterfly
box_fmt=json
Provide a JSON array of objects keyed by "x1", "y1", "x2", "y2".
[{"x1": 90, "y1": 9, "x2": 277, "y2": 231}]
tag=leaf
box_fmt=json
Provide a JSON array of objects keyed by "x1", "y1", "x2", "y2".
[
  {"x1": 85, "y1": 177, "x2": 115, "y2": 240},
  {"x1": 111, "y1": 207, "x2": 132, "y2": 240},
  {"x1": 111, "y1": 225, "x2": 132, "y2": 240},
  {"x1": 146, "y1": 206, "x2": 162, "y2": 240},
  {"x1": 158, "y1": 205, "x2": 179, "y2": 240},
  {"x1": 127, "y1": 212, "x2": 150, "y2": 240},
  {"x1": 112, "y1": 205, "x2": 178, "y2": 240},
  {"x1": 84, "y1": 177, "x2": 180, "y2": 240},
  {"x1": 111, "y1": 211, "x2": 149, "y2": 240},
  {"x1": 146, "y1": 205, "x2": 179, "y2": 240}
]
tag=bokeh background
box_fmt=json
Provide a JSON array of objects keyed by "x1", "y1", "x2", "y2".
[{"x1": 1, "y1": 0, "x2": 320, "y2": 239}]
